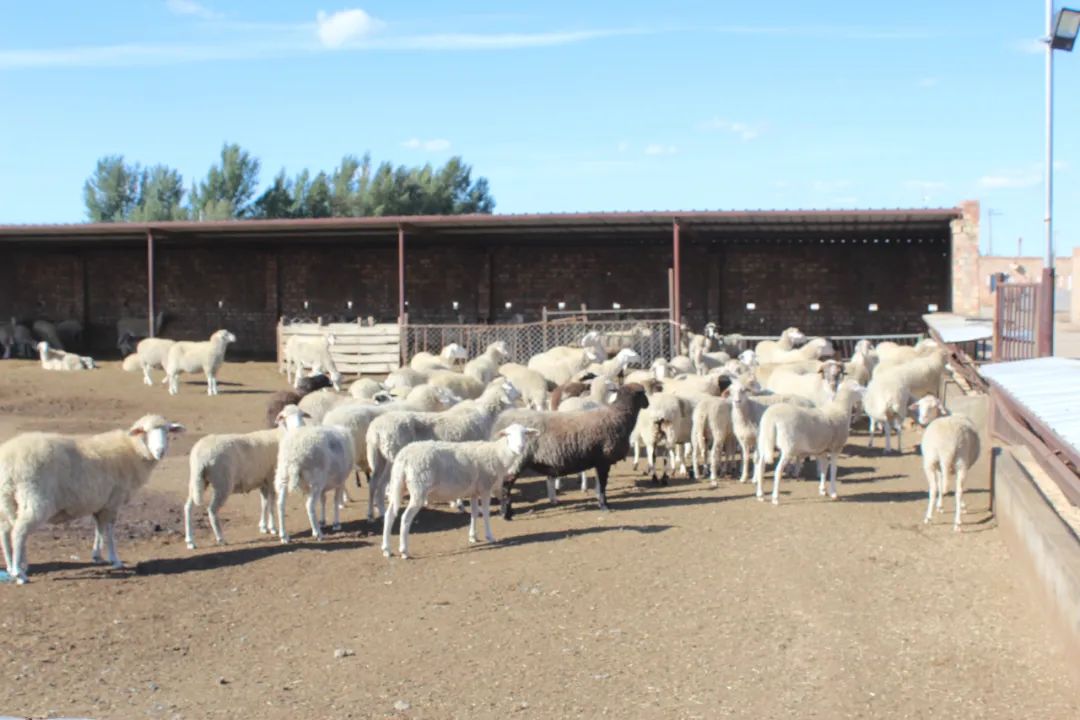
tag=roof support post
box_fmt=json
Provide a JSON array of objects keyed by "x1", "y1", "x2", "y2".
[
  {"x1": 397, "y1": 224, "x2": 406, "y2": 324},
  {"x1": 146, "y1": 229, "x2": 156, "y2": 338},
  {"x1": 672, "y1": 219, "x2": 682, "y2": 353}
]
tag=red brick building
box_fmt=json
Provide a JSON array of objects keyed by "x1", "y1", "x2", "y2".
[{"x1": 0, "y1": 203, "x2": 978, "y2": 357}]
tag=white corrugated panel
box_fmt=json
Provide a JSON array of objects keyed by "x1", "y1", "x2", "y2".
[
  {"x1": 980, "y1": 357, "x2": 1080, "y2": 454},
  {"x1": 922, "y1": 312, "x2": 993, "y2": 344}
]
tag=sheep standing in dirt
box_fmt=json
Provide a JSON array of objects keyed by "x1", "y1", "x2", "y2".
[
  {"x1": 527, "y1": 331, "x2": 607, "y2": 385},
  {"x1": 166, "y1": 329, "x2": 237, "y2": 396},
  {"x1": 0, "y1": 415, "x2": 185, "y2": 584},
  {"x1": 185, "y1": 405, "x2": 309, "y2": 549},
  {"x1": 753, "y1": 380, "x2": 864, "y2": 504},
  {"x1": 284, "y1": 335, "x2": 343, "y2": 390},
  {"x1": 274, "y1": 420, "x2": 355, "y2": 544},
  {"x1": 491, "y1": 383, "x2": 650, "y2": 517},
  {"x1": 913, "y1": 395, "x2": 981, "y2": 530},
  {"x1": 382, "y1": 423, "x2": 539, "y2": 559},
  {"x1": 135, "y1": 337, "x2": 175, "y2": 386},
  {"x1": 464, "y1": 341, "x2": 510, "y2": 384}
]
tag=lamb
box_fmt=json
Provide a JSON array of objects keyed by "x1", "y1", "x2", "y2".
[
  {"x1": 135, "y1": 337, "x2": 176, "y2": 386},
  {"x1": 409, "y1": 343, "x2": 468, "y2": 372},
  {"x1": 526, "y1": 331, "x2": 607, "y2": 385},
  {"x1": 640, "y1": 391, "x2": 695, "y2": 482},
  {"x1": 753, "y1": 379, "x2": 864, "y2": 504},
  {"x1": 688, "y1": 323, "x2": 717, "y2": 375},
  {"x1": 690, "y1": 395, "x2": 734, "y2": 485},
  {"x1": 844, "y1": 340, "x2": 877, "y2": 386},
  {"x1": 184, "y1": 405, "x2": 309, "y2": 549},
  {"x1": 0, "y1": 414, "x2": 185, "y2": 584},
  {"x1": 273, "y1": 419, "x2": 356, "y2": 544},
  {"x1": 728, "y1": 381, "x2": 815, "y2": 485},
  {"x1": 424, "y1": 369, "x2": 484, "y2": 400},
  {"x1": 32, "y1": 320, "x2": 64, "y2": 350},
  {"x1": 764, "y1": 360, "x2": 846, "y2": 406},
  {"x1": 165, "y1": 329, "x2": 237, "y2": 396},
  {"x1": 365, "y1": 380, "x2": 521, "y2": 520},
  {"x1": 381, "y1": 423, "x2": 539, "y2": 559},
  {"x1": 284, "y1": 335, "x2": 343, "y2": 390},
  {"x1": 464, "y1": 341, "x2": 510, "y2": 384},
  {"x1": 913, "y1": 396, "x2": 981, "y2": 530},
  {"x1": 491, "y1": 383, "x2": 650, "y2": 518},
  {"x1": 35, "y1": 341, "x2": 95, "y2": 371},
  {"x1": 864, "y1": 350, "x2": 948, "y2": 453},
  {"x1": 753, "y1": 327, "x2": 807, "y2": 362},
  {"x1": 498, "y1": 362, "x2": 552, "y2": 410},
  {"x1": 349, "y1": 377, "x2": 385, "y2": 400}
]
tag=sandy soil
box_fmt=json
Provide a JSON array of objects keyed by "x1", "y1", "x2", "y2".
[{"x1": 0, "y1": 360, "x2": 1077, "y2": 719}]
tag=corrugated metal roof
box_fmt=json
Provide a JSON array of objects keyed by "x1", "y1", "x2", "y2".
[
  {"x1": 980, "y1": 357, "x2": 1080, "y2": 455},
  {"x1": 0, "y1": 207, "x2": 963, "y2": 242},
  {"x1": 923, "y1": 312, "x2": 993, "y2": 343}
]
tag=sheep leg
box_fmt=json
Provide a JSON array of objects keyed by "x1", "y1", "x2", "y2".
[
  {"x1": 259, "y1": 487, "x2": 276, "y2": 535},
  {"x1": 332, "y1": 487, "x2": 342, "y2": 531},
  {"x1": 895, "y1": 419, "x2": 903, "y2": 455},
  {"x1": 554, "y1": 477, "x2": 562, "y2": 492},
  {"x1": 936, "y1": 468, "x2": 947, "y2": 512},
  {"x1": 207, "y1": 488, "x2": 226, "y2": 545},
  {"x1": 10, "y1": 515, "x2": 36, "y2": 583},
  {"x1": 91, "y1": 513, "x2": 106, "y2": 562},
  {"x1": 381, "y1": 495, "x2": 400, "y2": 557},
  {"x1": 580, "y1": 472, "x2": 589, "y2": 492},
  {"x1": 632, "y1": 440, "x2": 641, "y2": 471},
  {"x1": 168, "y1": 373, "x2": 179, "y2": 396},
  {"x1": 104, "y1": 521, "x2": 122, "y2": 569},
  {"x1": 319, "y1": 491, "x2": 327, "y2": 528},
  {"x1": 141, "y1": 364, "x2": 154, "y2": 386},
  {"x1": 771, "y1": 451, "x2": 788, "y2": 505},
  {"x1": 305, "y1": 493, "x2": 323, "y2": 541},
  {"x1": 595, "y1": 464, "x2": 611, "y2": 511},
  {"x1": 954, "y1": 465, "x2": 966, "y2": 531},
  {"x1": 923, "y1": 461, "x2": 937, "y2": 523},
  {"x1": 545, "y1": 477, "x2": 560, "y2": 505},
  {"x1": 468, "y1": 497, "x2": 479, "y2": 544},
  {"x1": 827, "y1": 453, "x2": 839, "y2": 499},
  {"x1": 817, "y1": 458, "x2": 827, "y2": 496},
  {"x1": 882, "y1": 419, "x2": 892, "y2": 453},
  {"x1": 0, "y1": 521, "x2": 13, "y2": 576},
  {"x1": 481, "y1": 493, "x2": 496, "y2": 543},
  {"x1": 399, "y1": 500, "x2": 423, "y2": 559},
  {"x1": 276, "y1": 489, "x2": 290, "y2": 544},
  {"x1": 500, "y1": 480, "x2": 516, "y2": 521},
  {"x1": 183, "y1": 497, "x2": 198, "y2": 549},
  {"x1": 645, "y1": 441, "x2": 657, "y2": 482},
  {"x1": 867, "y1": 418, "x2": 876, "y2": 447},
  {"x1": 739, "y1": 440, "x2": 752, "y2": 484}
]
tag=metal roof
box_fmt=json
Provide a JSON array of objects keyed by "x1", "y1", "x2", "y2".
[
  {"x1": 0, "y1": 207, "x2": 962, "y2": 242},
  {"x1": 922, "y1": 312, "x2": 993, "y2": 344},
  {"x1": 980, "y1": 357, "x2": 1080, "y2": 456}
]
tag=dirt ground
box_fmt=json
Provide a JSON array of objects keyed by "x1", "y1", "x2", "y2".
[{"x1": 0, "y1": 360, "x2": 1077, "y2": 720}]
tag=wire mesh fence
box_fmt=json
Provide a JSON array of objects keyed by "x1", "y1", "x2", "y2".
[{"x1": 730, "y1": 333, "x2": 925, "y2": 360}]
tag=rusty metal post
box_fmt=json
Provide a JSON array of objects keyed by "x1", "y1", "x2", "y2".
[
  {"x1": 672, "y1": 220, "x2": 682, "y2": 354},
  {"x1": 146, "y1": 229, "x2": 156, "y2": 338},
  {"x1": 992, "y1": 280, "x2": 1003, "y2": 362},
  {"x1": 397, "y1": 224, "x2": 405, "y2": 323},
  {"x1": 1038, "y1": 267, "x2": 1055, "y2": 356}
]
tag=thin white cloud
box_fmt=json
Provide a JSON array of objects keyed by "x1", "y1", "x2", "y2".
[
  {"x1": 315, "y1": 8, "x2": 383, "y2": 48},
  {"x1": 402, "y1": 138, "x2": 451, "y2": 151},
  {"x1": 699, "y1": 117, "x2": 760, "y2": 141},
  {"x1": 917, "y1": 77, "x2": 939, "y2": 88},
  {"x1": 644, "y1": 144, "x2": 678, "y2": 156},
  {"x1": 166, "y1": 0, "x2": 221, "y2": 20},
  {"x1": 1014, "y1": 38, "x2": 1047, "y2": 54}
]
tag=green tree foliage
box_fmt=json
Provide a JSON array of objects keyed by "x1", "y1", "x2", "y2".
[{"x1": 85, "y1": 147, "x2": 494, "y2": 222}]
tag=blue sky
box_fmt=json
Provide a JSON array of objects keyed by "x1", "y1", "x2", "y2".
[{"x1": 1, "y1": 0, "x2": 1078, "y2": 256}]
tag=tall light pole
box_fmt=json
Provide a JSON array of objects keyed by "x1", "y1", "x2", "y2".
[{"x1": 1041, "y1": 4, "x2": 1080, "y2": 355}]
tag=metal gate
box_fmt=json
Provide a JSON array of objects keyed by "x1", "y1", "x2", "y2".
[{"x1": 993, "y1": 283, "x2": 1041, "y2": 362}]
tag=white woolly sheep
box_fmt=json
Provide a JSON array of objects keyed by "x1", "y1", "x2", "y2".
[
  {"x1": 381, "y1": 423, "x2": 538, "y2": 559},
  {"x1": 35, "y1": 341, "x2": 95, "y2": 371},
  {"x1": 274, "y1": 421, "x2": 356, "y2": 544},
  {"x1": 284, "y1": 335, "x2": 343, "y2": 390},
  {"x1": 526, "y1": 331, "x2": 607, "y2": 385},
  {"x1": 498, "y1": 362, "x2": 552, "y2": 410},
  {"x1": 753, "y1": 380, "x2": 864, "y2": 504},
  {"x1": 753, "y1": 327, "x2": 807, "y2": 362},
  {"x1": 727, "y1": 381, "x2": 813, "y2": 485},
  {"x1": 165, "y1": 329, "x2": 237, "y2": 396},
  {"x1": 366, "y1": 380, "x2": 521, "y2": 520},
  {"x1": 349, "y1": 377, "x2": 385, "y2": 399},
  {"x1": 872, "y1": 338, "x2": 941, "y2": 373},
  {"x1": 184, "y1": 405, "x2": 308, "y2": 549},
  {"x1": 864, "y1": 349, "x2": 947, "y2": 453},
  {"x1": 135, "y1": 337, "x2": 176, "y2": 386},
  {"x1": 383, "y1": 366, "x2": 430, "y2": 394},
  {"x1": 121, "y1": 354, "x2": 142, "y2": 373},
  {"x1": 766, "y1": 337, "x2": 835, "y2": 365},
  {"x1": 764, "y1": 360, "x2": 845, "y2": 406},
  {"x1": 690, "y1": 395, "x2": 734, "y2": 485},
  {"x1": 0, "y1": 414, "x2": 185, "y2": 584},
  {"x1": 297, "y1": 389, "x2": 350, "y2": 424},
  {"x1": 464, "y1": 341, "x2": 510, "y2": 384},
  {"x1": 575, "y1": 347, "x2": 642, "y2": 381},
  {"x1": 410, "y1": 343, "x2": 468, "y2": 372},
  {"x1": 427, "y1": 369, "x2": 486, "y2": 400},
  {"x1": 913, "y1": 396, "x2": 981, "y2": 529}
]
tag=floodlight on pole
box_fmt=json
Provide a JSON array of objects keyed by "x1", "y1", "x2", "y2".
[{"x1": 1051, "y1": 7, "x2": 1080, "y2": 50}]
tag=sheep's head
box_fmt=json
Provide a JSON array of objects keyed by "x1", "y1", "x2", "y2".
[
  {"x1": 213, "y1": 329, "x2": 237, "y2": 344},
  {"x1": 441, "y1": 342, "x2": 468, "y2": 363},
  {"x1": 128, "y1": 415, "x2": 185, "y2": 460},
  {"x1": 489, "y1": 340, "x2": 510, "y2": 362},
  {"x1": 620, "y1": 383, "x2": 650, "y2": 411},
  {"x1": 737, "y1": 349, "x2": 758, "y2": 368},
  {"x1": 329, "y1": 371, "x2": 344, "y2": 391},
  {"x1": 729, "y1": 380, "x2": 752, "y2": 405},
  {"x1": 275, "y1": 404, "x2": 310, "y2": 430},
  {"x1": 498, "y1": 423, "x2": 540, "y2": 455},
  {"x1": 35, "y1": 341, "x2": 49, "y2": 353},
  {"x1": 853, "y1": 339, "x2": 873, "y2": 357},
  {"x1": 782, "y1": 327, "x2": 806, "y2": 346},
  {"x1": 909, "y1": 395, "x2": 946, "y2": 426},
  {"x1": 613, "y1": 348, "x2": 641, "y2": 369},
  {"x1": 651, "y1": 358, "x2": 672, "y2": 380},
  {"x1": 808, "y1": 337, "x2": 835, "y2": 358},
  {"x1": 817, "y1": 359, "x2": 845, "y2": 391},
  {"x1": 499, "y1": 380, "x2": 521, "y2": 406},
  {"x1": 372, "y1": 390, "x2": 395, "y2": 404},
  {"x1": 704, "y1": 322, "x2": 718, "y2": 338}
]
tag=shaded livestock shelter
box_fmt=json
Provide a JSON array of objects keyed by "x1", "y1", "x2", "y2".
[{"x1": 0, "y1": 203, "x2": 975, "y2": 357}]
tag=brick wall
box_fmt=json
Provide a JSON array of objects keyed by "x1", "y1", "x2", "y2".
[{"x1": 950, "y1": 200, "x2": 981, "y2": 317}]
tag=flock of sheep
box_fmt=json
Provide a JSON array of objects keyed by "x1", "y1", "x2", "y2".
[{"x1": 0, "y1": 322, "x2": 980, "y2": 585}]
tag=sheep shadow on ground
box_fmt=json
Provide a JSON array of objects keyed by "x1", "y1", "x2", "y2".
[
  {"x1": 129, "y1": 537, "x2": 368, "y2": 576},
  {"x1": 456, "y1": 523, "x2": 675, "y2": 554},
  {"x1": 843, "y1": 444, "x2": 920, "y2": 459},
  {"x1": 840, "y1": 488, "x2": 988, "y2": 504}
]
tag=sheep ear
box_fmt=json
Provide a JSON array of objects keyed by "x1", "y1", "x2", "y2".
[
  {"x1": 128, "y1": 426, "x2": 146, "y2": 437},
  {"x1": 908, "y1": 402, "x2": 920, "y2": 412},
  {"x1": 525, "y1": 427, "x2": 540, "y2": 435},
  {"x1": 496, "y1": 429, "x2": 508, "y2": 438},
  {"x1": 721, "y1": 388, "x2": 731, "y2": 398},
  {"x1": 168, "y1": 423, "x2": 186, "y2": 434},
  {"x1": 301, "y1": 411, "x2": 313, "y2": 419}
]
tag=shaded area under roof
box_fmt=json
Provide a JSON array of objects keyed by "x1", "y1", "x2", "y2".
[{"x1": 0, "y1": 207, "x2": 963, "y2": 243}]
